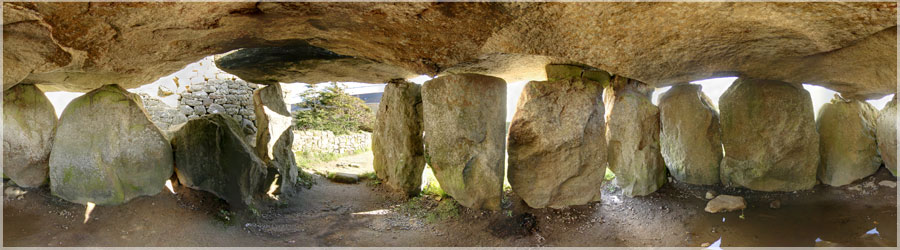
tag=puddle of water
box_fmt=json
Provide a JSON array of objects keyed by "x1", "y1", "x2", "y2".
[{"x1": 687, "y1": 188, "x2": 896, "y2": 247}]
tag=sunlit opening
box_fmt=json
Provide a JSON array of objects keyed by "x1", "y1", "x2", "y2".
[
  {"x1": 267, "y1": 174, "x2": 281, "y2": 200},
  {"x1": 407, "y1": 75, "x2": 433, "y2": 85},
  {"x1": 164, "y1": 179, "x2": 175, "y2": 194},
  {"x1": 351, "y1": 209, "x2": 391, "y2": 215},
  {"x1": 83, "y1": 202, "x2": 96, "y2": 224}
]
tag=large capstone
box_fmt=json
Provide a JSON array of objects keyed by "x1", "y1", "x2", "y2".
[
  {"x1": 253, "y1": 83, "x2": 299, "y2": 196},
  {"x1": 373, "y1": 79, "x2": 425, "y2": 196},
  {"x1": 816, "y1": 95, "x2": 881, "y2": 186},
  {"x1": 603, "y1": 77, "x2": 666, "y2": 197},
  {"x1": 719, "y1": 78, "x2": 818, "y2": 191},
  {"x1": 507, "y1": 65, "x2": 610, "y2": 208},
  {"x1": 658, "y1": 84, "x2": 722, "y2": 185},
  {"x1": 215, "y1": 44, "x2": 417, "y2": 85},
  {"x1": 172, "y1": 113, "x2": 267, "y2": 208},
  {"x1": 3, "y1": 84, "x2": 57, "y2": 187},
  {"x1": 422, "y1": 73, "x2": 506, "y2": 210},
  {"x1": 48, "y1": 84, "x2": 173, "y2": 205},
  {"x1": 876, "y1": 96, "x2": 897, "y2": 176}
]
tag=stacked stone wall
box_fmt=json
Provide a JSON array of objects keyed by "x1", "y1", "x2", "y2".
[{"x1": 292, "y1": 130, "x2": 371, "y2": 155}]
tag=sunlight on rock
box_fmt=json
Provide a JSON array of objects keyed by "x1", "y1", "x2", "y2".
[
  {"x1": 266, "y1": 175, "x2": 281, "y2": 200},
  {"x1": 164, "y1": 179, "x2": 175, "y2": 194},
  {"x1": 83, "y1": 202, "x2": 96, "y2": 224},
  {"x1": 351, "y1": 209, "x2": 392, "y2": 216}
]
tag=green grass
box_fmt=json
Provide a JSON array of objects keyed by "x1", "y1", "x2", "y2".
[
  {"x1": 296, "y1": 169, "x2": 317, "y2": 189},
  {"x1": 421, "y1": 165, "x2": 448, "y2": 198},
  {"x1": 294, "y1": 147, "x2": 372, "y2": 170},
  {"x1": 604, "y1": 168, "x2": 616, "y2": 181},
  {"x1": 215, "y1": 209, "x2": 234, "y2": 227},
  {"x1": 424, "y1": 199, "x2": 459, "y2": 223}
]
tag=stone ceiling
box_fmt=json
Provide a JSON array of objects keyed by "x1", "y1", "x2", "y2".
[{"x1": 3, "y1": 2, "x2": 896, "y2": 99}]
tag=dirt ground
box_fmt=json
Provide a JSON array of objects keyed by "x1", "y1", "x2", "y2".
[{"x1": 4, "y1": 152, "x2": 897, "y2": 247}]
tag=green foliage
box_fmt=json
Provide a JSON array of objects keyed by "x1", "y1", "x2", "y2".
[
  {"x1": 604, "y1": 168, "x2": 616, "y2": 181},
  {"x1": 216, "y1": 209, "x2": 234, "y2": 227},
  {"x1": 360, "y1": 171, "x2": 377, "y2": 180},
  {"x1": 293, "y1": 83, "x2": 374, "y2": 135},
  {"x1": 295, "y1": 169, "x2": 317, "y2": 189}
]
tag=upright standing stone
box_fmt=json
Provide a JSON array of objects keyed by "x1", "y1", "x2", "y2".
[
  {"x1": 253, "y1": 83, "x2": 299, "y2": 196},
  {"x1": 719, "y1": 78, "x2": 818, "y2": 191},
  {"x1": 658, "y1": 84, "x2": 722, "y2": 185},
  {"x1": 373, "y1": 79, "x2": 425, "y2": 196},
  {"x1": 604, "y1": 77, "x2": 666, "y2": 197},
  {"x1": 816, "y1": 95, "x2": 881, "y2": 186},
  {"x1": 49, "y1": 84, "x2": 173, "y2": 205},
  {"x1": 876, "y1": 96, "x2": 897, "y2": 176},
  {"x1": 3, "y1": 84, "x2": 56, "y2": 188},
  {"x1": 172, "y1": 114, "x2": 268, "y2": 208},
  {"x1": 422, "y1": 73, "x2": 505, "y2": 210},
  {"x1": 508, "y1": 65, "x2": 610, "y2": 208}
]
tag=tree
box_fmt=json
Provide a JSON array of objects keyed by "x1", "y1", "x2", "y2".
[{"x1": 293, "y1": 83, "x2": 374, "y2": 134}]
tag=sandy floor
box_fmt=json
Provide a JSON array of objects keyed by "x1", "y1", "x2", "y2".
[{"x1": 3, "y1": 152, "x2": 897, "y2": 247}]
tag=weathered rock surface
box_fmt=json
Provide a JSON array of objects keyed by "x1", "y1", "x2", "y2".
[
  {"x1": 507, "y1": 64, "x2": 609, "y2": 208},
  {"x1": 603, "y1": 77, "x2": 666, "y2": 197},
  {"x1": 3, "y1": 3, "x2": 895, "y2": 99},
  {"x1": 719, "y1": 78, "x2": 818, "y2": 191},
  {"x1": 172, "y1": 113, "x2": 267, "y2": 208},
  {"x1": 3, "y1": 84, "x2": 56, "y2": 187},
  {"x1": 658, "y1": 84, "x2": 722, "y2": 185},
  {"x1": 253, "y1": 83, "x2": 299, "y2": 196},
  {"x1": 704, "y1": 195, "x2": 746, "y2": 213},
  {"x1": 215, "y1": 45, "x2": 418, "y2": 84},
  {"x1": 373, "y1": 79, "x2": 425, "y2": 196},
  {"x1": 422, "y1": 73, "x2": 505, "y2": 210},
  {"x1": 816, "y1": 95, "x2": 881, "y2": 186},
  {"x1": 876, "y1": 97, "x2": 897, "y2": 176},
  {"x1": 48, "y1": 84, "x2": 173, "y2": 205}
]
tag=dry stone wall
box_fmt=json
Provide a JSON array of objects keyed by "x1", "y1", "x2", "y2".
[
  {"x1": 138, "y1": 93, "x2": 187, "y2": 132},
  {"x1": 292, "y1": 130, "x2": 372, "y2": 155}
]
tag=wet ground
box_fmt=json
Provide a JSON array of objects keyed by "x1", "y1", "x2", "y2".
[{"x1": 3, "y1": 153, "x2": 896, "y2": 247}]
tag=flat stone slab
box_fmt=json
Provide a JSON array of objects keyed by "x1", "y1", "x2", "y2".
[{"x1": 704, "y1": 195, "x2": 747, "y2": 213}]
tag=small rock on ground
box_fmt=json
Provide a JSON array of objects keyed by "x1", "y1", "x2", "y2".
[
  {"x1": 4, "y1": 186, "x2": 27, "y2": 200},
  {"x1": 705, "y1": 190, "x2": 716, "y2": 200},
  {"x1": 704, "y1": 195, "x2": 746, "y2": 213},
  {"x1": 769, "y1": 200, "x2": 781, "y2": 209},
  {"x1": 328, "y1": 172, "x2": 359, "y2": 184},
  {"x1": 878, "y1": 180, "x2": 896, "y2": 188}
]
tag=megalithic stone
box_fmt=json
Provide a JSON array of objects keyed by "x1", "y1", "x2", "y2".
[
  {"x1": 253, "y1": 83, "x2": 299, "y2": 196},
  {"x1": 876, "y1": 96, "x2": 897, "y2": 176},
  {"x1": 658, "y1": 83, "x2": 722, "y2": 185},
  {"x1": 422, "y1": 73, "x2": 505, "y2": 210},
  {"x1": 508, "y1": 64, "x2": 610, "y2": 208},
  {"x1": 172, "y1": 113, "x2": 268, "y2": 208},
  {"x1": 816, "y1": 94, "x2": 881, "y2": 186},
  {"x1": 603, "y1": 76, "x2": 666, "y2": 197},
  {"x1": 719, "y1": 78, "x2": 818, "y2": 191},
  {"x1": 49, "y1": 84, "x2": 173, "y2": 205},
  {"x1": 3, "y1": 84, "x2": 57, "y2": 188},
  {"x1": 373, "y1": 79, "x2": 426, "y2": 196}
]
